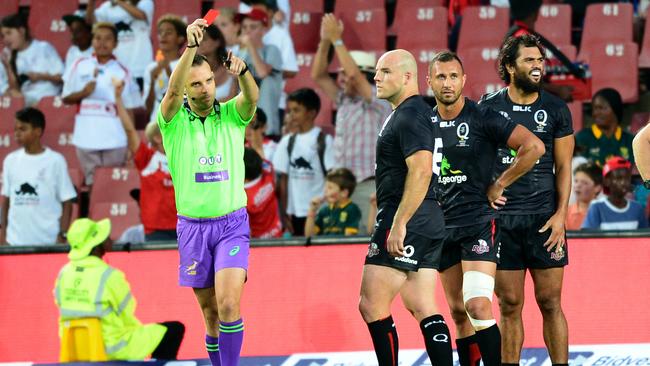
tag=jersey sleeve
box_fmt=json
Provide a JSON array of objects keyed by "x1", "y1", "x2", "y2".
[
  {"x1": 394, "y1": 107, "x2": 434, "y2": 158},
  {"x1": 279, "y1": 31, "x2": 298, "y2": 72},
  {"x1": 263, "y1": 44, "x2": 283, "y2": 73},
  {"x1": 581, "y1": 203, "x2": 601, "y2": 229},
  {"x1": 224, "y1": 95, "x2": 255, "y2": 127},
  {"x1": 1, "y1": 155, "x2": 10, "y2": 197},
  {"x1": 554, "y1": 103, "x2": 574, "y2": 138},
  {"x1": 344, "y1": 204, "x2": 361, "y2": 235},
  {"x1": 61, "y1": 59, "x2": 85, "y2": 97},
  {"x1": 55, "y1": 155, "x2": 77, "y2": 202},
  {"x1": 106, "y1": 269, "x2": 141, "y2": 328},
  {"x1": 482, "y1": 108, "x2": 517, "y2": 144},
  {"x1": 323, "y1": 133, "x2": 336, "y2": 171},
  {"x1": 272, "y1": 134, "x2": 290, "y2": 174},
  {"x1": 133, "y1": 141, "x2": 154, "y2": 171},
  {"x1": 138, "y1": 0, "x2": 154, "y2": 25}
]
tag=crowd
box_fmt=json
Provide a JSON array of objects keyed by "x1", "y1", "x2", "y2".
[{"x1": 0, "y1": 0, "x2": 649, "y2": 247}]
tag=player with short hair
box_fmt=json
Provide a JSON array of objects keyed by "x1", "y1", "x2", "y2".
[
  {"x1": 158, "y1": 18, "x2": 258, "y2": 366},
  {"x1": 480, "y1": 34, "x2": 574, "y2": 366}
]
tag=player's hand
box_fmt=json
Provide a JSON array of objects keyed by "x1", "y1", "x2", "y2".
[
  {"x1": 539, "y1": 211, "x2": 566, "y2": 252},
  {"x1": 486, "y1": 181, "x2": 507, "y2": 209},
  {"x1": 321, "y1": 13, "x2": 344, "y2": 43},
  {"x1": 386, "y1": 223, "x2": 406, "y2": 257},
  {"x1": 221, "y1": 50, "x2": 247, "y2": 76},
  {"x1": 309, "y1": 196, "x2": 324, "y2": 213},
  {"x1": 186, "y1": 18, "x2": 207, "y2": 47}
]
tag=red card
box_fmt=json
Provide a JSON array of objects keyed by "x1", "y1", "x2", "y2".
[{"x1": 203, "y1": 9, "x2": 219, "y2": 25}]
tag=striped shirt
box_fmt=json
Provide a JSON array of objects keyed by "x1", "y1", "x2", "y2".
[{"x1": 333, "y1": 90, "x2": 392, "y2": 182}]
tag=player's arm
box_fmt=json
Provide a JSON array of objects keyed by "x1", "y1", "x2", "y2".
[
  {"x1": 311, "y1": 16, "x2": 339, "y2": 101},
  {"x1": 488, "y1": 125, "x2": 545, "y2": 208},
  {"x1": 304, "y1": 197, "x2": 323, "y2": 237},
  {"x1": 160, "y1": 18, "x2": 207, "y2": 123},
  {"x1": 388, "y1": 150, "x2": 433, "y2": 257},
  {"x1": 58, "y1": 200, "x2": 73, "y2": 244},
  {"x1": 0, "y1": 195, "x2": 8, "y2": 245},
  {"x1": 276, "y1": 173, "x2": 293, "y2": 234},
  {"x1": 633, "y1": 123, "x2": 650, "y2": 180},
  {"x1": 231, "y1": 52, "x2": 259, "y2": 121},
  {"x1": 113, "y1": 78, "x2": 140, "y2": 155}
]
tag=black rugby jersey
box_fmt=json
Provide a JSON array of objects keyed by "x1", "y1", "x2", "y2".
[
  {"x1": 434, "y1": 98, "x2": 517, "y2": 227},
  {"x1": 479, "y1": 88, "x2": 573, "y2": 214},
  {"x1": 375, "y1": 95, "x2": 445, "y2": 239}
]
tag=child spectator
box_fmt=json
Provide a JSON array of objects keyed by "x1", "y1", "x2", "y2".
[
  {"x1": 245, "y1": 108, "x2": 277, "y2": 162},
  {"x1": 0, "y1": 14, "x2": 64, "y2": 106},
  {"x1": 62, "y1": 11, "x2": 94, "y2": 76},
  {"x1": 113, "y1": 78, "x2": 177, "y2": 242},
  {"x1": 273, "y1": 88, "x2": 334, "y2": 236},
  {"x1": 143, "y1": 15, "x2": 186, "y2": 121},
  {"x1": 305, "y1": 168, "x2": 361, "y2": 237},
  {"x1": 566, "y1": 162, "x2": 602, "y2": 230},
  {"x1": 244, "y1": 147, "x2": 282, "y2": 238},
  {"x1": 582, "y1": 157, "x2": 648, "y2": 230},
  {"x1": 0, "y1": 108, "x2": 76, "y2": 246}
]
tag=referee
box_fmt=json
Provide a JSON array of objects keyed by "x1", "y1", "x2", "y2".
[{"x1": 158, "y1": 18, "x2": 258, "y2": 366}]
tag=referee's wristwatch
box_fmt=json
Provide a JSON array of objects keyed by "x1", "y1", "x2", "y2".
[{"x1": 644, "y1": 179, "x2": 650, "y2": 190}]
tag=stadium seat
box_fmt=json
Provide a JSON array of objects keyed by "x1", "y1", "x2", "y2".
[
  {"x1": 333, "y1": 0, "x2": 384, "y2": 13},
  {"x1": 0, "y1": 96, "x2": 25, "y2": 130},
  {"x1": 334, "y1": 8, "x2": 386, "y2": 51},
  {"x1": 639, "y1": 13, "x2": 650, "y2": 68},
  {"x1": 36, "y1": 96, "x2": 76, "y2": 133},
  {"x1": 578, "y1": 3, "x2": 633, "y2": 61},
  {"x1": 212, "y1": 0, "x2": 241, "y2": 9},
  {"x1": 89, "y1": 201, "x2": 140, "y2": 241},
  {"x1": 67, "y1": 167, "x2": 83, "y2": 221},
  {"x1": 0, "y1": 130, "x2": 19, "y2": 170},
  {"x1": 285, "y1": 53, "x2": 334, "y2": 127},
  {"x1": 152, "y1": 0, "x2": 201, "y2": 42},
  {"x1": 28, "y1": 0, "x2": 79, "y2": 58},
  {"x1": 588, "y1": 42, "x2": 638, "y2": 103},
  {"x1": 457, "y1": 46, "x2": 504, "y2": 100},
  {"x1": 411, "y1": 48, "x2": 438, "y2": 96},
  {"x1": 289, "y1": 12, "x2": 323, "y2": 53},
  {"x1": 42, "y1": 132, "x2": 81, "y2": 170},
  {"x1": 457, "y1": 6, "x2": 509, "y2": 51},
  {"x1": 535, "y1": 4, "x2": 571, "y2": 46},
  {"x1": 290, "y1": 0, "x2": 323, "y2": 13},
  {"x1": 630, "y1": 112, "x2": 650, "y2": 135},
  {"x1": 89, "y1": 166, "x2": 140, "y2": 205},
  {"x1": 0, "y1": 0, "x2": 19, "y2": 17},
  {"x1": 393, "y1": 6, "x2": 447, "y2": 50},
  {"x1": 390, "y1": 1, "x2": 445, "y2": 35},
  {"x1": 59, "y1": 318, "x2": 107, "y2": 362},
  {"x1": 567, "y1": 101, "x2": 584, "y2": 132}
]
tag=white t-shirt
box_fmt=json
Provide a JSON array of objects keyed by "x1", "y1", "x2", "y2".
[
  {"x1": 0, "y1": 62, "x2": 8, "y2": 95},
  {"x1": 263, "y1": 25, "x2": 297, "y2": 73},
  {"x1": 64, "y1": 45, "x2": 94, "y2": 78},
  {"x1": 95, "y1": 0, "x2": 154, "y2": 79},
  {"x1": 142, "y1": 59, "x2": 179, "y2": 122},
  {"x1": 215, "y1": 75, "x2": 234, "y2": 102},
  {"x1": 14, "y1": 40, "x2": 64, "y2": 106},
  {"x1": 62, "y1": 56, "x2": 143, "y2": 150},
  {"x1": 1, "y1": 148, "x2": 77, "y2": 246},
  {"x1": 272, "y1": 127, "x2": 334, "y2": 217}
]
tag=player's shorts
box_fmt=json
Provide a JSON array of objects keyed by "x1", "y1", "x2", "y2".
[
  {"x1": 439, "y1": 219, "x2": 500, "y2": 271},
  {"x1": 498, "y1": 212, "x2": 568, "y2": 270},
  {"x1": 177, "y1": 208, "x2": 250, "y2": 288},
  {"x1": 365, "y1": 228, "x2": 444, "y2": 272}
]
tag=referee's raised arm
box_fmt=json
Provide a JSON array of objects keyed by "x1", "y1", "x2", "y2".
[{"x1": 160, "y1": 18, "x2": 207, "y2": 122}]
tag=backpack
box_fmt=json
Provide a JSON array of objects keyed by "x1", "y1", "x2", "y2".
[{"x1": 287, "y1": 130, "x2": 328, "y2": 176}]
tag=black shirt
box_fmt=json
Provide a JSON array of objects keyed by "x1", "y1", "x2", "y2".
[
  {"x1": 479, "y1": 88, "x2": 573, "y2": 215},
  {"x1": 434, "y1": 98, "x2": 517, "y2": 227},
  {"x1": 375, "y1": 95, "x2": 445, "y2": 239}
]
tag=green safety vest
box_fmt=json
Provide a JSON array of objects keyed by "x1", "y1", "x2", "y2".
[{"x1": 54, "y1": 256, "x2": 166, "y2": 360}]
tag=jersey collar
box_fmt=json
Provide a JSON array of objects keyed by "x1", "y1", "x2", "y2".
[
  {"x1": 591, "y1": 124, "x2": 622, "y2": 141},
  {"x1": 330, "y1": 199, "x2": 352, "y2": 209}
]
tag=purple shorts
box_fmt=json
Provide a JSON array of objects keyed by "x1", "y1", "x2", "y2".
[{"x1": 177, "y1": 208, "x2": 250, "y2": 288}]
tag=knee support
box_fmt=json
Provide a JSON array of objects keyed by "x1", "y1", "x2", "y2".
[{"x1": 462, "y1": 271, "x2": 497, "y2": 329}]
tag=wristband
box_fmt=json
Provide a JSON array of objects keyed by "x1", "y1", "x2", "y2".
[
  {"x1": 333, "y1": 39, "x2": 344, "y2": 47},
  {"x1": 239, "y1": 63, "x2": 249, "y2": 76}
]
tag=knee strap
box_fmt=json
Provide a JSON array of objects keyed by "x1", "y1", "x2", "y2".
[{"x1": 462, "y1": 270, "x2": 495, "y2": 303}]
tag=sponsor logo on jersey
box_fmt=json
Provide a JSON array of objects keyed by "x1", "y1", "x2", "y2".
[
  {"x1": 185, "y1": 260, "x2": 198, "y2": 275},
  {"x1": 456, "y1": 122, "x2": 470, "y2": 147},
  {"x1": 551, "y1": 246, "x2": 565, "y2": 261},
  {"x1": 502, "y1": 148, "x2": 541, "y2": 165},
  {"x1": 438, "y1": 157, "x2": 468, "y2": 185},
  {"x1": 513, "y1": 105, "x2": 532, "y2": 112},
  {"x1": 499, "y1": 111, "x2": 510, "y2": 120},
  {"x1": 440, "y1": 120, "x2": 455, "y2": 128},
  {"x1": 534, "y1": 110, "x2": 548, "y2": 132},
  {"x1": 198, "y1": 154, "x2": 222, "y2": 165},
  {"x1": 394, "y1": 244, "x2": 418, "y2": 265},
  {"x1": 367, "y1": 242, "x2": 380, "y2": 258},
  {"x1": 472, "y1": 239, "x2": 490, "y2": 254}
]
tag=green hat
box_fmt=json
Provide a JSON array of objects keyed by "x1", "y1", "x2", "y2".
[{"x1": 67, "y1": 218, "x2": 111, "y2": 260}]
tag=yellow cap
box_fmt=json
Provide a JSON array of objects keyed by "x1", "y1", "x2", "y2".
[{"x1": 67, "y1": 218, "x2": 112, "y2": 260}]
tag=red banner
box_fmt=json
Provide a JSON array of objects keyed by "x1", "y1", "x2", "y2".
[{"x1": 1, "y1": 238, "x2": 649, "y2": 362}]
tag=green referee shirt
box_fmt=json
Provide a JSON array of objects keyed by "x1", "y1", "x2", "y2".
[
  {"x1": 157, "y1": 98, "x2": 254, "y2": 218},
  {"x1": 575, "y1": 124, "x2": 635, "y2": 166},
  {"x1": 314, "y1": 199, "x2": 361, "y2": 236}
]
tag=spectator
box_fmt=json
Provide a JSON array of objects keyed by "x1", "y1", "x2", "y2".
[
  {"x1": 215, "y1": 7, "x2": 241, "y2": 52},
  {"x1": 0, "y1": 14, "x2": 64, "y2": 106},
  {"x1": 304, "y1": 168, "x2": 361, "y2": 237},
  {"x1": 249, "y1": 0, "x2": 298, "y2": 79},
  {"x1": 312, "y1": 13, "x2": 391, "y2": 234},
  {"x1": 240, "y1": 0, "x2": 291, "y2": 29},
  {"x1": 244, "y1": 147, "x2": 282, "y2": 238},
  {"x1": 273, "y1": 88, "x2": 334, "y2": 236},
  {"x1": 62, "y1": 11, "x2": 94, "y2": 76},
  {"x1": 582, "y1": 157, "x2": 647, "y2": 230},
  {"x1": 236, "y1": 8, "x2": 283, "y2": 136},
  {"x1": 245, "y1": 108, "x2": 277, "y2": 161},
  {"x1": 0, "y1": 107, "x2": 76, "y2": 246},
  {"x1": 54, "y1": 218, "x2": 185, "y2": 360},
  {"x1": 86, "y1": 0, "x2": 154, "y2": 89},
  {"x1": 198, "y1": 25, "x2": 237, "y2": 102},
  {"x1": 143, "y1": 15, "x2": 187, "y2": 121},
  {"x1": 566, "y1": 162, "x2": 602, "y2": 230},
  {"x1": 576, "y1": 88, "x2": 635, "y2": 166},
  {"x1": 62, "y1": 22, "x2": 143, "y2": 185},
  {"x1": 113, "y1": 78, "x2": 177, "y2": 242}
]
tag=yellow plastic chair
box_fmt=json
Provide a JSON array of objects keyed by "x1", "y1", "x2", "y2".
[{"x1": 59, "y1": 318, "x2": 108, "y2": 362}]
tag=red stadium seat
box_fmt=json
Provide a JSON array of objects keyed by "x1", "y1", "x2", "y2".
[
  {"x1": 285, "y1": 53, "x2": 334, "y2": 127},
  {"x1": 457, "y1": 46, "x2": 504, "y2": 100},
  {"x1": 28, "y1": 0, "x2": 79, "y2": 58},
  {"x1": 36, "y1": 96, "x2": 76, "y2": 133},
  {"x1": 579, "y1": 3, "x2": 633, "y2": 61},
  {"x1": 67, "y1": 167, "x2": 83, "y2": 190},
  {"x1": 90, "y1": 166, "x2": 140, "y2": 205},
  {"x1": 0, "y1": 96, "x2": 24, "y2": 131},
  {"x1": 0, "y1": 131, "x2": 19, "y2": 169},
  {"x1": 589, "y1": 42, "x2": 638, "y2": 103},
  {"x1": 42, "y1": 131, "x2": 80, "y2": 170},
  {"x1": 89, "y1": 201, "x2": 140, "y2": 241},
  {"x1": 411, "y1": 48, "x2": 440, "y2": 96},
  {"x1": 334, "y1": 8, "x2": 386, "y2": 51},
  {"x1": 630, "y1": 112, "x2": 650, "y2": 135},
  {"x1": 457, "y1": 6, "x2": 509, "y2": 51},
  {"x1": 333, "y1": 0, "x2": 383, "y2": 13},
  {"x1": 390, "y1": 1, "x2": 445, "y2": 35},
  {"x1": 290, "y1": 12, "x2": 323, "y2": 53},
  {"x1": 535, "y1": 4, "x2": 572, "y2": 46},
  {"x1": 639, "y1": 13, "x2": 650, "y2": 68},
  {"x1": 213, "y1": 0, "x2": 241, "y2": 9},
  {"x1": 290, "y1": 0, "x2": 324, "y2": 13},
  {"x1": 393, "y1": 6, "x2": 447, "y2": 50},
  {"x1": 567, "y1": 101, "x2": 583, "y2": 132},
  {"x1": 152, "y1": 0, "x2": 201, "y2": 44},
  {"x1": 0, "y1": 0, "x2": 19, "y2": 17}
]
